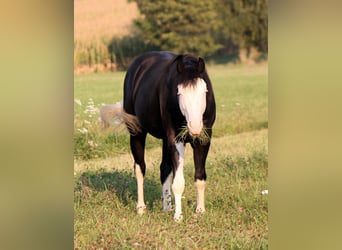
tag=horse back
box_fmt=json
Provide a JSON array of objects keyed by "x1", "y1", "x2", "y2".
[{"x1": 123, "y1": 51, "x2": 176, "y2": 138}]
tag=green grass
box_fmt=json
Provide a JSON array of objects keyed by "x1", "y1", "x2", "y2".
[
  {"x1": 208, "y1": 64, "x2": 268, "y2": 136},
  {"x1": 74, "y1": 72, "x2": 125, "y2": 109},
  {"x1": 74, "y1": 63, "x2": 268, "y2": 248}
]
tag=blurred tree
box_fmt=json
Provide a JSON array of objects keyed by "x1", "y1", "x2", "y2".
[
  {"x1": 215, "y1": 0, "x2": 268, "y2": 57},
  {"x1": 130, "y1": 0, "x2": 222, "y2": 57},
  {"x1": 74, "y1": 0, "x2": 268, "y2": 69}
]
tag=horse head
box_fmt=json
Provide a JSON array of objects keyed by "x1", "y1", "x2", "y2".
[{"x1": 175, "y1": 55, "x2": 208, "y2": 136}]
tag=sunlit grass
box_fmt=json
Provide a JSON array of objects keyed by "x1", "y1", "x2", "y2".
[{"x1": 74, "y1": 130, "x2": 268, "y2": 249}]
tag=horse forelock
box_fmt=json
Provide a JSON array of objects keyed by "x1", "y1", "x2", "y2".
[{"x1": 174, "y1": 66, "x2": 203, "y2": 89}]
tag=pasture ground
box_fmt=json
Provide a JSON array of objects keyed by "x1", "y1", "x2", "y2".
[{"x1": 74, "y1": 63, "x2": 268, "y2": 249}]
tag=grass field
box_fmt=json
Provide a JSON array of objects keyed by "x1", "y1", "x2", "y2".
[{"x1": 74, "y1": 63, "x2": 268, "y2": 249}]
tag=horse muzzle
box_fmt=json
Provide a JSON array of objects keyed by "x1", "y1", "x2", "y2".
[{"x1": 188, "y1": 120, "x2": 203, "y2": 136}]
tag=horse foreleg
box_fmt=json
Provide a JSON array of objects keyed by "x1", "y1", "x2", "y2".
[
  {"x1": 193, "y1": 143, "x2": 210, "y2": 214},
  {"x1": 195, "y1": 179, "x2": 206, "y2": 214}
]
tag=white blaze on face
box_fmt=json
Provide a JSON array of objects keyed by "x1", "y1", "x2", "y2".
[{"x1": 178, "y1": 78, "x2": 208, "y2": 135}]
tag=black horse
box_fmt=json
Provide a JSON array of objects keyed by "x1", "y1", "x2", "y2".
[{"x1": 103, "y1": 51, "x2": 216, "y2": 221}]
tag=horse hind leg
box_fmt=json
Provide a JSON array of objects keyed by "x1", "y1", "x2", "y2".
[
  {"x1": 160, "y1": 140, "x2": 173, "y2": 212},
  {"x1": 130, "y1": 133, "x2": 147, "y2": 214},
  {"x1": 172, "y1": 142, "x2": 186, "y2": 222},
  {"x1": 161, "y1": 169, "x2": 173, "y2": 211},
  {"x1": 135, "y1": 163, "x2": 146, "y2": 214}
]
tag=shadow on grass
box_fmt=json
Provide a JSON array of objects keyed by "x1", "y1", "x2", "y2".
[
  {"x1": 77, "y1": 169, "x2": 162, "y2": 210},
  {"x1": 252, "y1": 121, "x2": 268, "y2": 130}
]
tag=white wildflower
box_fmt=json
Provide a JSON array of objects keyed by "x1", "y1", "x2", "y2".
[
  {"x1": 74, "y1": 99, "x2": 82, "y2": 106},
  {"x1": 88, "y1": 140, "x2": 96, "y2": 148},
  {"x1": 77, "y1": 128, "x2": 88, "y2": 134},
  {"x1": 84, "y1": 98, "x2": 99, "y2": 115},
  {"x1": 261, "y1": 190, "x2": 268, "y2": 195}
]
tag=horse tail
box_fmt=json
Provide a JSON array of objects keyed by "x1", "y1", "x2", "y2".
[
  {"x1": 100, "y1": 102, "x2": 124, "y2": 128},
  {"x1": 100, "y1": 102, "x2": 142, "y2": 135},
  {"x1": 122, "y1": 111, "x2": 142, "y2": 135}
]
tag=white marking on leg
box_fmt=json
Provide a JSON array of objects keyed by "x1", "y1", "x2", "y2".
[
  {"x1": 172, "y1": 142, "x2": 185, "y2": 222},
  {"x1": 195, "y1": 179, "x2": 206, "y2": 214},
  {"x1": 135, "y1": 163, "x2": 146, "y2": 214},
  {"x1": 162, "y1": 172, "x2": 173, "y2": 211}
]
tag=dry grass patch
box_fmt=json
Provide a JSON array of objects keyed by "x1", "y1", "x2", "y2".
[{"x1": 74, "y1": 0, "x2": 139, "y2": 42}]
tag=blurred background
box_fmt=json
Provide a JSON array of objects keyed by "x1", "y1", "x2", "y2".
[{"x1": 74, "y1": 0, "x2": 268, "y2": 73}]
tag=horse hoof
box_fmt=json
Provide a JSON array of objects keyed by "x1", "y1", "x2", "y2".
[
  {"x1": 174, "y1": 213, "x2": 183, "y2": 222},
  {"x1": 137, "y1": 205, "x2": 146, "y2": 215},
  {"x1": 195, "y1": 207, "x2": 205, "y2": 214}
]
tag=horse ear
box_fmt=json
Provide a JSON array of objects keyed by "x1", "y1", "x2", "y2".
[
  {"x1": 198, "y1": 57, "x2": 205, "y2": 73},
  {"x1": 176, "y1": 55, "x2": 184, "y2": 73}
]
